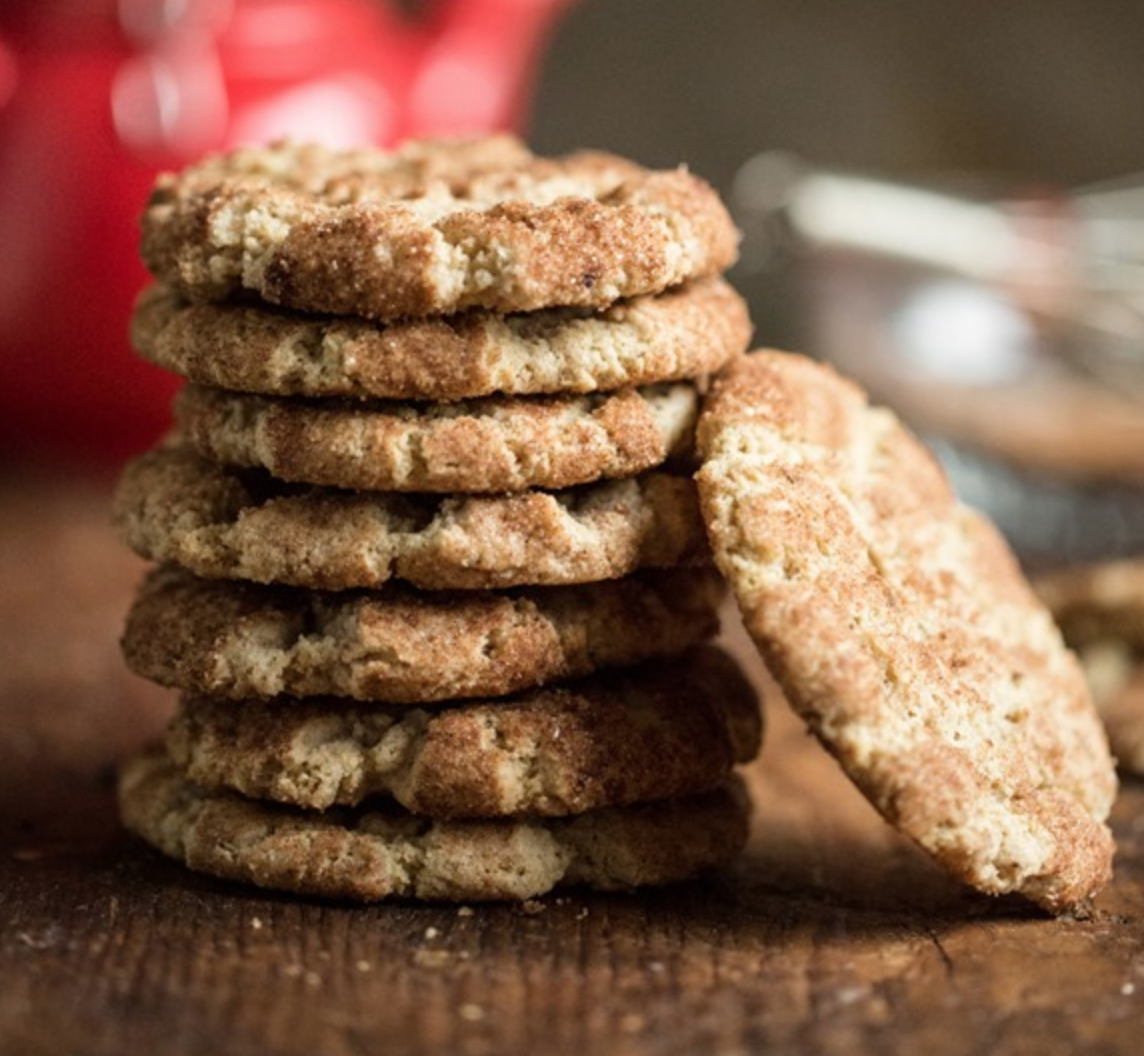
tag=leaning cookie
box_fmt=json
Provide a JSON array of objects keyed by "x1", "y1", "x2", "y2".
[
  {"x1": 112, "y1": 446, "x2": 710, "y2": 590},
  {"x1": 173, "y1": 382, "x2": 698, "y2": 494},
  {"x1": 119, "y1": 750, "x2": 752, "y2": 902},
  {"x1": 164, "y1": 646, "x2": 762, "y2": 815},
  {"x1": 695, "y1": 351, "x2": 1116, "y2": 914},
  {"x1": 131, "y1": 278, "x2": 750, "y2": 401},
  {"x1": 141, "y1": 137, "x2": 740, "y2": 320},
  {"x1": 122, "y1": 564, "x2": 724, "y2": 703}
]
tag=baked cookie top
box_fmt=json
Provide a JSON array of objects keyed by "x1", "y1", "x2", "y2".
[
  {"x1": 173, "y1": 381, "x2": 698, "y2": 494},
  {"x1": 131, "y1": 278, "x2": 750, "y2": 401},
  {"x1": 119, "y1": 750, "x2": 751, "y2": 902},
  {"x1": 164, "y1": 646, "x2": 762, "y2": 816},
  {"x1": 695, "y1": 351, "x2": 1117, "y2": 914},
  {"x1": 123, "y1": 564, "x2": 724, "y2": 704},
  {"x1": 140, "y1": 137, "x2": 740, "y2": 320},
  {"x1": 112, "y1": 445, "x2": 710, "y2": 591}
]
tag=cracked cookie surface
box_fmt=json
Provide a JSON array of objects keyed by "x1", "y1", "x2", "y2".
[
  {"x1": 123, "y1": 564, "x2": 724, "y2": 703},
  {"x1": 113, "y1": 445, "x2": 710, "y2": 590},
  {"x1": 695, "y1": 350, "x2": 1116, "y2": 914},
  {"x1": 141, "y1": 137, "x2": 739, "y2": 320},
  {"x1": 132, "y1": 278, "x2": 749, "y2": 400},
  {"x1": 119, "y1": 749, "x2": 752, "y2": 901},
  {"x1": 163, "y1": 646, "x2": 762, "y2": 815},
  {"x1": 174, "y1": 381, "x2": 698, "y2": 494}
]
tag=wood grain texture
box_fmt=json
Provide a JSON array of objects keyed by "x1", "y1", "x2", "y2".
[{"x1": 2, "y1": 469, "x2": 1143, "y2": 1056}]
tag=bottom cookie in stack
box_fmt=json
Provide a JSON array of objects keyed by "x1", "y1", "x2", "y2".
[{"x1": 118, "y1": 646, "x2": 761, "y2": 902}]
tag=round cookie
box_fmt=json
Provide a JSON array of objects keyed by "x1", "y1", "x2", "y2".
[
  {"x1": 164, "y1": 646, "x2": 762, "y2": 815},
  {"x1": 112, "y1": 445, "x2": 710, "y2": 591},
  {"x1": 695, "y1": 350, "x2": 1117, "y2": 914},
  {"x1": 140, "y1": 136, "x2": 740, "y2": 320},
  {"x1": 118, "y1": 750, "x2": 752, "y2": 902},
  {"x1": 122, "y1": 564, "x2": 724, "y2": 703},
  {"x1": 174, "y1": 382, "x2": 699, "y2": 494},
  {"x1": 131, "y1": 278, "x2": 750, "y2": 401}
]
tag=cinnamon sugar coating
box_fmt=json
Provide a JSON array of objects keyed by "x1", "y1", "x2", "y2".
[
  {"x1": 131, "y1": 278, "x2": 750, "y2": 400},
  {"x1": 163, "y1": 647, "x2": 762, "y2": 816},
  {"x1": 118, "y1": 750, "x2": 751, "y2": 902},
  {"x1": 696, "y1": 351, "x2": 1116, "y2": 914},
  {"x1": 112, "y1": 445, "x2": 711, "y2": 591},
  {"x1": 141, "y1": 137, "x2": 739, "y2": 321},
  {"x1": 173, "y1": 381, "x2": 699, "y2": 494},
  {"x1": 122, "y1": 564, "x2": 724, "y2": 704}
]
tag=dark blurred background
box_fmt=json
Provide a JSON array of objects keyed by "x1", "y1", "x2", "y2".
[
  {"x1": 529, "y1": 0, "x2": 1144, "y2": 347},
  {"x1": 535, "y1": 0, "x2": 1144, "y2": 186}
]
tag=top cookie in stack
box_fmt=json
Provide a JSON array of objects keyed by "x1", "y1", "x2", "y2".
[
  {"x1": 137, "y1": 136, "x2": 740, "y2": 321},
  {"x1": 112, "y1": 136, "x2": 761, "y2": 903}
]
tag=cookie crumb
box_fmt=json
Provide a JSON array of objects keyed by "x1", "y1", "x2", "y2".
[
  {"x1": 458, "y1": 1004, "x2": 486, "y2": 1022},
  {"x1": 456, "y1": 906, "x2": 475, "y2": 917},
  {"x1": 424, "y1": 926, "x2": 440, "y2": 940},
  {"x1": 520, "y1": 899, "x2": 545, "y2": 916}
]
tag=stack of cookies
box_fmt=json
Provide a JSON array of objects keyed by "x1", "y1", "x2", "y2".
[
  {"x1": 111, "y1": 135, "x2": 1117, "y2": 916},
  {"x1": 111, "y1": 136, "x2": 763, "y2": 902}
]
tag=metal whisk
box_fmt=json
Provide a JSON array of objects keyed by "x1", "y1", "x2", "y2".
[{"x1": 732, "y1": 152, "x2": 1144, "y2": 396}]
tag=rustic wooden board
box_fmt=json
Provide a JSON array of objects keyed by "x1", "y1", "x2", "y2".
[{"x1": 2, "y1": 469, "x2": 1142, "y2": 1056}]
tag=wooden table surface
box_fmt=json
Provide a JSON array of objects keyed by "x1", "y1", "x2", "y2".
[{"x1": 2, "y1": 466, "x2": 1143, "y2": 1056}]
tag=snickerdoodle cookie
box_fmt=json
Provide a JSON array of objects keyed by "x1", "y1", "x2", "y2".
[
  {"x1": 173, "y1": 381, "x2": 699, "y2": 494},
  {"x1": 163, "y1": 647, "x2": 762, "y2": 815},
  {"x1": 1036, "y1": 559, "x2": 1144, "y2": 777},
  {"x1": 119, "y1": 750, "x2": 751, "y2": 902},
  {"x1": 113, "y1": 445, "x2": 710, "y2": 591},
  {"x1": 131, "y1": 278, "x2": 749, "y2": 401},
  {"x1": 140, "y1": 137, "x2": 739, "y2": 320},
  {"x1": 123, "y1": 564, "x2": 723, "y2": 704},
  {"x1": 695, "y1": 350, "x2": 1116, "y2": 914}
]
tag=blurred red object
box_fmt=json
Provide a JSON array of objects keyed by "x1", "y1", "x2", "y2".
[{"x1": 0, "y1": 0, "x2": 575, "y2": 466}]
